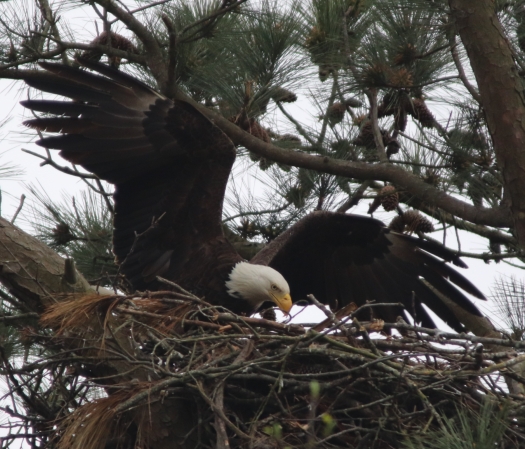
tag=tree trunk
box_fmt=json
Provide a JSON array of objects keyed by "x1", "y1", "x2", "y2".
[{"x1": 450, "y1": 0, "x2": 525, "y2": 251}]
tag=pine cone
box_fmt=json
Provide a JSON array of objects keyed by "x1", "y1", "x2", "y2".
[
  {"x1": 363, "y1": 63, "x2": 391, "y2": 88},
  {"x1": 229, "y1": 116, "x2": 271, "y2": 142},
  {"x1": 276, "y1": 133, "x2": 301, "y2": 142},
  {"x1": 259, "y1": 225, "x2": 282, "y2": 241},
  {"x1": 380, "y1": 185, "x2": 399, "y2": 211},
  {"x1": 270, "y1": 86, "x2": 297, "y2": 103},
  {"x1": 353, "y1": 122, "x2": 394, "y2": 151},
  {"x1": 52, "y1": 222, "x2": 76, "y2": 245},
  {"x1": 393, "y1": 43, "x2": 418, "y2": 66},
  {"x1": 402, "y1": 210, "x2": 434, "y2": 234},
  {"x1": 489, "y1": 239, "x2": 501, "y2": 264},
  {"x1": 236, "y1": 218, "x2": 259, "y2": 239},
  {"x1": 386, "y1": 140, "x2": 400, "y2": 157},
  {"x1": 319, "y1": 67, "x2": 330, "y2": 82},
  {"x1": 305, "y1": 26, "x2": 326, "y2": 48},
  {"x1": 344, "y1": 97, "x2": 363, "y2": 108},
  {"x1": 377, "y1": 92, "x2": 396, "y2": 118},
  {"x1": 352, "y1": 122, "x2": 375, "y2": 147},
  {"x1": 260, "y1": 308, "x2": 277, "y2": 321},
  {"x1": 394, "y1": 109, "x2": 408, "y2": 132},
  {"x1": 407, "y1": 98, "x2": 435, "y2": 128},
  {"x1": 422, "y1": 170, "x2": 440, "y2": 187},
  {"x1": 81, "y1": 31, "x2": 137, "y2": 68},
  {"x1": 450, "y1": 151, "x2": 472, "y2": 172},
  {"x1": 327, "y1": 102, "x2": 347, "y2": 126},
  {"x1": 389, "y1": 68, "x2": 413, "y2": 87},
  {"x1": 388, "y1": 215, "x2": 405, "y2": 232}
]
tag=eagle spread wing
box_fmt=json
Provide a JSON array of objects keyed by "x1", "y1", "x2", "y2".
[
  {"x1": 22, "y1": 60, "x2": 239, "y2": 291},
  {"x1": 22, "y1": 60, "x2": 486, "y2": 330},
  {"x1": 253, "y1": 212, "x2": 485, "y2": 331}
]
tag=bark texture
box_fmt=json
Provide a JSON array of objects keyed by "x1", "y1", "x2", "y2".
[
  {"x1": 0, "y1": 217, "x2": 91, "y2": 309},
  {"x1": 450, "y1": 0, "x2": 525, "y2": 250}
]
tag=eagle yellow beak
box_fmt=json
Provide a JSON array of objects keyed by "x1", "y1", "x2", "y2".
[{"x1": 271, "y1": 292, "x2": 293, "y2": 314}]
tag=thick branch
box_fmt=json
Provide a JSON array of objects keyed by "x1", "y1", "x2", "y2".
[
  {"x1": 182, "y1": 95, "x2": 512, "y2": 228},
  {"x1": 0, "y1": 217, "x2": 91, "y2": 310}
]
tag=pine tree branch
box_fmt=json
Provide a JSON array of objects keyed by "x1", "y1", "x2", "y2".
[
  {"x1": 366, "y1": 88, "x2": 388, "y2": 162},
  {"x1": 36, "y1": 0, "x2": 69, "y2": 65},
  {"x1": 108, "y1": 0, "x2": 173, "y2": 25},
  {"x1": 183, "y1": 94, "x2": 512, "y2": 228},
  {"x1": 22, "y1": 149, "x2": 99, "y2": 180},
  {"x1": 0, "y1": 217, "x2": 92, "y2": 309},
  {"x1": 177, "y1": 0, "x2": 248, "y2": 43},
  {"x1": 449, "y1": 34, "x2": 482, "y2": 103}
]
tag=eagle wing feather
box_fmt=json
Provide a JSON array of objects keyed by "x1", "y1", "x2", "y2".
[
  {"x1": 22, "y1": 60, "x2": 237, "y2": 291},
  {"x1": 251, "y1": 211, "x2": 485, "y2": 331}
]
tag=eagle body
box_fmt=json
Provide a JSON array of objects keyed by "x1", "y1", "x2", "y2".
[{"x1": 22, "y1": 60, "x2": 486, "y2": 330}]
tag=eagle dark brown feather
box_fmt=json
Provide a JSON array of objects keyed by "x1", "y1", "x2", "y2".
[
  {"x1": 21, "y1": 60, "x2": 486, "y2": 329},
  {"x1": 252, "y1": 212, "x2": 485, "y2": 331},
  {"x1": 23, "y1": 60, "x2": 242, "y2": 302}
]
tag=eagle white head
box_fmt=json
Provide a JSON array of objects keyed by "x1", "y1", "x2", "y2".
[{"x1": 225, "y1": 262, "x2": 292, "y2": 314}]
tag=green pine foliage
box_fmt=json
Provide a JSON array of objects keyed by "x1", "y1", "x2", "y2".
[
  {"x1": 23, "y1": 186, "x2": 115, "y2": 286},
  {"x1": 403, "y1": 399, "x2": 511, "y2": 449}
]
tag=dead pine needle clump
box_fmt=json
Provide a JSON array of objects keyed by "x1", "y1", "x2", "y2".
[
  {"x1": 41, "y1": 293, "x2": 123, "y2": 333},
  {"x1": 29, "y1": 289, "x2": 525, "y2": 448},
  {"x1": 57, "y1": 392, "x2": 126, "y2": 449}
]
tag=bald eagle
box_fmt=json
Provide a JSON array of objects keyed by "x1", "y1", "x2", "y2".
[{"x1": 21, "y1": 60, "x2": 486, "y2": 331}]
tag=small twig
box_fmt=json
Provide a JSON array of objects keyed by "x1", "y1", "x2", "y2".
[
  {"x1": 22, "y1": 149, "x2": 98, "y2": 179},
  {"x1": 307, "y1": 294, "x2": 338, "y2": 324},
  {"x1": 449, "y1": 34, "x2": 481, "y2": 103},
  {"x1": 10, "y1": 195, "x2": 25, "y2": 224},
  {"x1": 0, "y1": 313, "x2": 39, "y2": 322},
  {"x1": 161, "y1": 14, "x2": 177, "y2": 98},
  {"x1": 194, "y1": 380, "x2": 251, "y2": 441},
  {"x1": 316, "y1": 77, "x2": 338, "y2": 146},
  {"x1": 275, "y1": 102, "x2": 316, "y2": 145},
  {"x1": 222, "y1": 202, "x2": 291, "y2": 224},
  {"x1": 155, "y1": 276, "x2": 207, "y2": 304},
  {"x1": 108, "y1": 0, "x2": 173, "y2": 25},
  {"x1": 337, "y1": 180, "x2": 372, "y2": 213},
  {"x1": 366, "y1": 89, "x2": 388, "y2": 162}
]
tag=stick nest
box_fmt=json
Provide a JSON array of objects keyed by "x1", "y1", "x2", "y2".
[{"x1": 36, "y1": 287, "x2": 525, "y2": 449}]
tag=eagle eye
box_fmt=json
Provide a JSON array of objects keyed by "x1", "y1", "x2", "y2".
[{"x1": 271, "y1": 284, "x2": 278, "y2": 291}]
